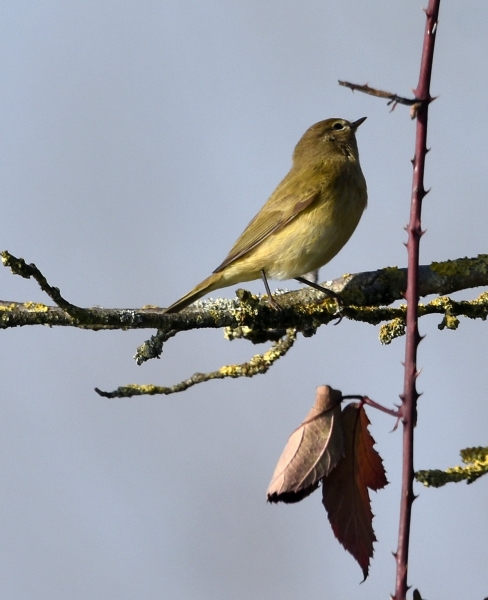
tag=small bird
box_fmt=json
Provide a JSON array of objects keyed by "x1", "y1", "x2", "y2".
[{"x1": 164, "y1": 117, "x2": 367, "y2": 313}]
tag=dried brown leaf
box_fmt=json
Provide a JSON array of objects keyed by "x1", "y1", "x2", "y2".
[
  {"x1": 322, "y1": 403, "x2": 387, "y2": 579},
  {"x1": 355, "y1": 404, "x2": 388, "y2": 492},
  {"x1": 267, "y1": 386, "x2": 344, "y2": 503}
]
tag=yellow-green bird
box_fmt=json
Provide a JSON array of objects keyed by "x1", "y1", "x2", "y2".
[{"x1": 164, "y1": 117, "x2": 367, "y2": 313}]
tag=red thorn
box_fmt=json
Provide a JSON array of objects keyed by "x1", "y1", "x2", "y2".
[{"x1": 391, "y1": 417, "x2": 401, "y2": 432}]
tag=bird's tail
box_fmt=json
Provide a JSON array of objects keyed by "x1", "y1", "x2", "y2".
[{"x1": 164, "y1": 272, "x2": 226, "y2": 313}]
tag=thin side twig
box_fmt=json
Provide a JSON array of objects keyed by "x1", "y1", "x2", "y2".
[
  {"x1": 1, "y1": 251, "x2": 87, "y2": 321},
  {"x1": 95, "y1": 328, "x2": 297, "y2": 398},
  {"x1": 338, "y1": 81, "x2": 419, "y2": 112}
]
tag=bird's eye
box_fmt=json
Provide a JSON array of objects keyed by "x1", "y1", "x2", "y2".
[{"x1": 332, "y1": 122, "x2": 345, "y2": 130}]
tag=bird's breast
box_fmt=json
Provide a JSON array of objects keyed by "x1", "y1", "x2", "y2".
[{"x1": 265, "y1": 168, "x2": 367, "y2": 279}]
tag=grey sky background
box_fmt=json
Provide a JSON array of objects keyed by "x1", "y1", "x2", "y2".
[{"x1": 1, "y1": 1, "x2": 487, "y2": 599}]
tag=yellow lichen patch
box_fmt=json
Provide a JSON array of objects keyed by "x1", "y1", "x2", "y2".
[
  {"x1": 429, "y1": 295, "x2": 448, "y2": 307},
  {"x1": 219, "y1": 363, "x2": 244, "y2": 377},
  {"x1": 121, "y1": 384, "x2": 162, "y2": 396},
  {"x1": 381, "y1": 265, "x2": 405, "y2": 282},
  {"x1": 224, "y1": 325, "x2": 252, "y2": 340},
  {"x1": 379, "y1": 317, "x2": 406, "y2": 345},
  {"x1": 472, "y1": 291, "x2": 488, "y2": 305},
  {"x1": 299, "y1": 296, "x2": 340, "y2": 317},
  {"x1": 219, "y1": 329, "x2": 297, "y2": 377},
  {"x1": 429, "y1": 296, "x2": 459, "y2": 330},
  {"x1": 0, "y1": 303, "x2": 18, "y2": 311},
  {"x1": 23, "y1": 301, "x2": 49, "y2": 312},
  {"x1": 431, "y1": 254, "x2": 488, "y2": 277},
  {"x1": 439, "y1": 314, "x2": 460, "y2": 330},
  {"x1": 368, "y1": 266, "x2": 406, "y2": 300},
  {"x1": 430, "y1": 296, "x2": 459, "y2": 331},
  {"x1": 416, "y1": 446, "x2": 488, "y2": 487}
]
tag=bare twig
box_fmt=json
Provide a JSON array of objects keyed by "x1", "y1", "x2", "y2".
[
  {"x1": 95, "y1": 328, "x2": 297, "y2": 398},
  {"x1": 394, "y1": 2, "x2": 441, "y2": 599},
  {"x1": 1, "y1": 250, "x2": 87, "y2": 321},
  {"x1": 338, "y1": 81, "x2": 419, "y2": 112}
]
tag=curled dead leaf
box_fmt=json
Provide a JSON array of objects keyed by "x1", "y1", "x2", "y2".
[{"x1": 267, "y1": 385, "x2": 344, "y2": 503}]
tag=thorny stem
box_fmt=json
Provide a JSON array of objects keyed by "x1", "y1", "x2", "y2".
[{"x1": 394, "y1": 2, "x2": 441, "y2": 599}]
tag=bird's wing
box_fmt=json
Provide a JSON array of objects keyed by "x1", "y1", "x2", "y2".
[{"x1": 213, "y1": 188, "x2": 320, "y2": 273}]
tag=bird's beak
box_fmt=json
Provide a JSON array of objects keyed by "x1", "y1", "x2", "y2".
[{"x1": 351, "y1": 116, "x2": 367, "y2": 129}]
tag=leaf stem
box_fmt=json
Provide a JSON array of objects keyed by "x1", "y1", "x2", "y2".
[{"x1": 342, "y1": 395, "x2": 400, "y2": 420}]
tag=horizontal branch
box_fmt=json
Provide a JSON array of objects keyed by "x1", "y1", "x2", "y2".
[{"x1": 2, "y1": 252, "x2": 488, "y2": 336}]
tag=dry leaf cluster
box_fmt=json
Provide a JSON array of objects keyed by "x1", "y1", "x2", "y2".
[{"x1": 267, "y1": 385, "x2": 387, "y2": 578}]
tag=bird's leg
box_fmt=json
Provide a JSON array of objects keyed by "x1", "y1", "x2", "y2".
[
  {"x1": 260, "y1": 270, "x2": 282, "y2": 310},
  {"x1": 294, "y1": 276, "x2": 340, "y2": 299},
  {"x1": 294, "y1": 276, "x2": 344, "y2": 315}
]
